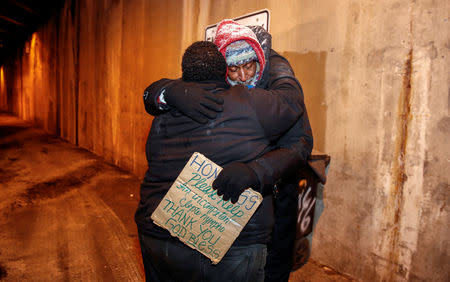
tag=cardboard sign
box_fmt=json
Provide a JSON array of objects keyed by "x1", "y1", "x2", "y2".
[{"x1": 151, "y1": 152, "x2": 263, "y2": 264}]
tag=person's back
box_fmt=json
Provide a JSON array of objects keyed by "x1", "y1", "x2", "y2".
[
  {"x1": 136, "y1": 42, "x2": 301, "y2": 244},
  {"x1": 146, "y1": 85, "x2": 275, "y2": 183},
  {"x1": 140, "y1": 81, "x2": 276, "y2": 237}
]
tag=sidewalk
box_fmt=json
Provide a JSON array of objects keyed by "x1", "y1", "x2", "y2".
[
  {"x1": 0, "y1": 114, "x2": 354, "y2": 281},
  {"x1": 0, "y1": 114, "x2": 143, "y2": 281}
]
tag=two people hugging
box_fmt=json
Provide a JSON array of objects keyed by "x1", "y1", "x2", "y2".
[{"x1": 135, "y1": 19, "x2": 313, "y2": 282}]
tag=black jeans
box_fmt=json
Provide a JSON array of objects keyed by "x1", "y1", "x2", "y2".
[{"x1": 139, "y1": 232, "x2": 267, "y2": 282}]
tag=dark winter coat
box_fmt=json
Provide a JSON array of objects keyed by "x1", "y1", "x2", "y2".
[
  {"x1": 138, "y1": 28, "x2": 313, "y2": 248},
  {"x1": 135, "y1": 80, "x2": 304, "y2": 245}
]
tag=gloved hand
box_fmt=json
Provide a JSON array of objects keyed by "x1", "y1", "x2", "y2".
[
  {"x1": 212, "y1": 163, "x2": 260, "y2": 204},
  {"x1": 164, "y1": 80, "x2": 224, "y2": 124}
]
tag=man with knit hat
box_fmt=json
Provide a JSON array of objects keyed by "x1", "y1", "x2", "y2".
[
  {"x1": 214, "y1": 20, "x2": 313, "y2": 282},
  {"x1": 143, "y1": 20, "x2": 313, "y2": 282},
  {"x1": 213, "y1": 19, "x2": 266, "y2": 88},
  {"x1": 224, "y1": 40, "x2": 261, "y2": 86}
]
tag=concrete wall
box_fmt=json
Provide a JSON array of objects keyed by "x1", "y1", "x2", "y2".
[{"x1": 1, "y1": 0, "x2": 448, "y2": 281}]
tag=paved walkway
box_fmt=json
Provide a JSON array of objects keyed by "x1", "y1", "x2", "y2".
[
  {"x1": 0, "y1": 114, "x2": 354, "y2": 281},
  {"x1": 0, "y1": 114, "x2": 143, "y2": 281}
]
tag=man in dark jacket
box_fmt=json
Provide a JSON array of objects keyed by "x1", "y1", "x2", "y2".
[
  {"x1": 143, "y1": 20, "x2": 313, "y2": 282},
  {"x1": 136, "y1": 41, "x2": 303, "y2": 282}
]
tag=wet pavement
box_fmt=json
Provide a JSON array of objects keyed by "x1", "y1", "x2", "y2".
[{"x1": 0, "y1": 114, "x2": 354, "y2": 281}]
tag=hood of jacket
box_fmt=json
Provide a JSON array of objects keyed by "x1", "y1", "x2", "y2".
[
  {"x1": 248, "y1": 25, "x2": 272, "y2": 88},
  {"x1": 214, "y1": 19, "x2": 266, "y2": 83}
]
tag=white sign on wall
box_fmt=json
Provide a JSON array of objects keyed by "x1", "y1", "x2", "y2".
[{"x1": 205, "y1": 9, "x2": 270, "y2": 42}]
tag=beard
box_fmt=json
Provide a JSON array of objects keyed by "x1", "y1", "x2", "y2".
[{"x1": 226, "y1": 62, "x2": 261, "y2": 87}]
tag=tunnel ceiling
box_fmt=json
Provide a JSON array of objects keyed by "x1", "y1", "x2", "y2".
[{"x1": 0, "y1": 0, "x2": 65, "y2": 65}]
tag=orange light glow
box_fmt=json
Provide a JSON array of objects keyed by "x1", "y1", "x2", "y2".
[
  {"x1": 29, "y1": 33, "x2": 38, "y2": 62},
  {"x1": 0, "y1": 65, "x2": 5, "y2": 110},
  {"x1": 31, "y1": 33, "x2": 37, "y2": 50},
  {"x1": 0, "y1": 66, "x2": 4, "y2": 85},
  {"x1": 0, "y1": 66, "x2": 4, "y2": 92},
  {"x1": 22, "y1": 32, "x2": 42, "y2": 120}
]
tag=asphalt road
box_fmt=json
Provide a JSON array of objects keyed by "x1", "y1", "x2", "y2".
[{"x1": 0, "y1": 114, "x2": 143, "y2": 281}]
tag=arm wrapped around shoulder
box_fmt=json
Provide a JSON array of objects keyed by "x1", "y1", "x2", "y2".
[
  {"x1": 143, "y1": 79, "x2": 225, "y2": 123},
  {"x1": 164, "y1": 80, "x2": 224, "y2": 124}
]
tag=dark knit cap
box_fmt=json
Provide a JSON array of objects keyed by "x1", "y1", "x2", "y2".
[{"x1": 182, "y1": 41, "x2": 227, "y2": 82}]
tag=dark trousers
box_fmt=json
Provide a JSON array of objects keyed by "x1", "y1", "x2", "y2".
[
  {"x1": 139, "y1": 232, "x2": 267, "y2": 282},
  {"x1": 264, "y1": 183, "x2": 298, "y2": 282}
]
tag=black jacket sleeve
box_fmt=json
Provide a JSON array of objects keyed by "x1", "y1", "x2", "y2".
[
  {"x1": 246, "y1": 77, "x2": 303, "y2": 141},
  {"x1": 247, "y1": 50, "x2": 313, "y2": 195},
  {"x1": 143, "y1": 78, "x2": 176, "y2": 115}
]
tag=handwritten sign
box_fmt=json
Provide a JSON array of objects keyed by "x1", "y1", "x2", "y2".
[{"x1": 151, "y1": 152, "x2": 262, "y2": 264}]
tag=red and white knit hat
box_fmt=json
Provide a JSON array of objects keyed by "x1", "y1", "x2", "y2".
[{"x1": 213, "y1": 19, "x2": 266, "y2": 80}]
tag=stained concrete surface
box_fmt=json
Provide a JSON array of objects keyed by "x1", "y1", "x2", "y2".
[{"x1": 0, "y1": 114, "x2": 354, "y2": 281}]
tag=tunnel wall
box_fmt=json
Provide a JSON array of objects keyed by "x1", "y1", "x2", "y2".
[{"x1": 0, "y1": 0, "x2": 448, "y2": 281}]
